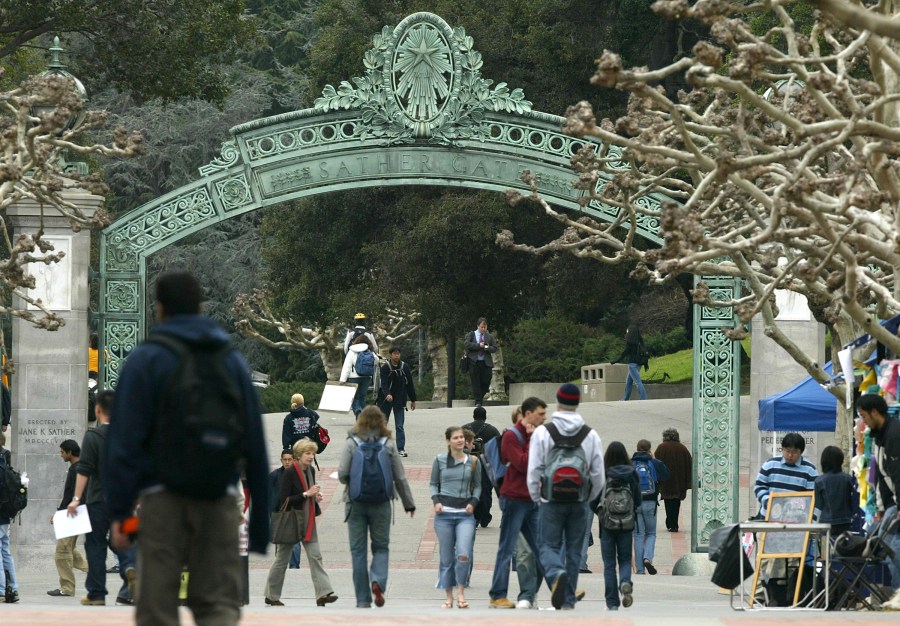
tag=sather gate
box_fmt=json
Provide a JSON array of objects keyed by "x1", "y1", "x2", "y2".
[{"x1": 97, "y1": 12, "x2": 741, "y2": 550}]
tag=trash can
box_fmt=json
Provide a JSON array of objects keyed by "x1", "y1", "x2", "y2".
[{"x1": 580, "y1": 363, "x2": 628, "y2": 401}]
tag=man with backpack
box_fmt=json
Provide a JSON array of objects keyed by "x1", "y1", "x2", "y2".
[
  {"x1": 104, "y1": 271, "x2": 270, "y2": 626},
  {"x1": 488, "y1": 397, "x2": 548, "y2": 609},
  {"x1": 377, "y1": 346, "x2": 417, "y2": 457},
  {"x1": 630, "y1": 439, "x2": 670, "y2": 575},
  {"x1": 463, "y1": 406, "x2": 501, "y2": 527},
  {"x1": 343, "y1": 313, "x2": 379, "y2": 355},
  {"x1": 527, "y1": 384, "x2": 604, "y2": 611},
  {"x1": 340, "y1": 335, "x2": 377, "y2": 417},
  {"x1": 338, "y1": 406, "x2": 415, "y2": 608}
]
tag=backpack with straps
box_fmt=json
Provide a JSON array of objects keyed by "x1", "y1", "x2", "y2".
[
  {"x1": 634, "y1": 459, "x2": 657, "y2": 497},
  {"x1": 600, "y1": 478, "x2": 636, "y2": 531},
  {"x1": 149, "y1": 335, "x2": 246, "y2": 500},
  {"x1": 0, "y1": 453, "x2": 27, "y2": 520},
  {"x1": 348, "y1": 435, "x2": 393, "y2": 503},
  {"x1": 541, "y1": 423, "x2": 591, "y2": 503},
  {"x1": 354, "y1": 349, "x2": 376, "y2": 377},
  {"x1": 482, "y1": 427, "x2": 525, "y2": 487}
]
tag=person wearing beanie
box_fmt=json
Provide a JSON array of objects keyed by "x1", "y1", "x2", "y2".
[
  {"x1": 526, "y1": 384, "x2": 605, "y2": 610},
  {"x1": 343, "y1": 313, "x2": 379, "y2": 355},
  {"x1": 462, "y1": 406, "x2": 501, "y2": 528}
]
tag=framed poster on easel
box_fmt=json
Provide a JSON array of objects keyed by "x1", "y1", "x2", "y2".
[{"x1": 748, "y1": 490, "x2": 816, "y2": 606}]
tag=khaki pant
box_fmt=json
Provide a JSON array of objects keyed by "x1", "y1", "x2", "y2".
[
  {"x1": 266, "y1": 526, "x2": 333, "y2": 602},
  {"x1": 137, "y1": 490, "x2": 240, "y2": 626},
  {"x1": 55, "y1": 535, "x2": 88, "y2": 595}
]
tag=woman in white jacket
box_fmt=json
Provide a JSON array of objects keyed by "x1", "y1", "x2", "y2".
[{"x1": 340, "y1": 335, "x2": 375, "y2": 416}]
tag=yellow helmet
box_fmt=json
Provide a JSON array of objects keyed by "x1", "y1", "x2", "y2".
[{"x1": 354, "y1": 312, "x2": 367, "y2": 320}]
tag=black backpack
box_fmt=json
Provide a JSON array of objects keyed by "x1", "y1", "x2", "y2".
[
  {"x1": 0, "y1": 453, "x2": 27, "y2": 520},
  {"x1": 149, "y1": 335, "x2": 246, "y2": 500},
  {"x1": 87, "y1": 383, "x2": 98, "y2": 423}
]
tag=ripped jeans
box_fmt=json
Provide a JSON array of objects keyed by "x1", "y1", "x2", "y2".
[{"x1": 433, "y1": 511, "x2": 476, "y2": 589}]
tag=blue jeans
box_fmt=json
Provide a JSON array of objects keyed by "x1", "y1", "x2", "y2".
[
  {"x1": 538, "y1": 501, "x2": 588, "y2": 608},
  {"x1": 489, "y1": 498, "x2": 545, "y2": 599},
  {"x1": 350, "y1": 377, "x2": 370, "y2": 415},
  {"x1": 623, "y1": 362, "x2": 647, "y2": 400},
  {"x1": 433, "y1": 511, "x2": 476, "y2": 589},
  {"x1": 380, "y1": 403, "x2": 406, "y2": 451},
  {"x1": 880, "y1": 505, "x2": 900, "y2": 591},
  {"x1": 580, "y1": 509, "x2": 594, "y2": 569},
  {"x1": 634, "y1": 499, "x2": 658, "y2": 570},
  {"x1": 0, "y1": 524, "x2": 17, "y2": 594},
  {"x1": 347, "y1": 500, "x2": 392, "y2": 606},
  {"x1": 600, "y1": 527, "x2": 633, "y2": 608},
  {"x1": 288, "y1": 543, "x2": 302, "y2": 569}
]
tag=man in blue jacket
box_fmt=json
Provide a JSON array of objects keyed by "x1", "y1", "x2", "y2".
[{"x1": 105, "y1": 271, "x2": 269, "y2": 626}]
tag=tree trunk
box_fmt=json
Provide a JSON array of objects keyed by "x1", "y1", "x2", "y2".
[
  {"x1": 429, "y1": 335, "x2": 448, "y2": 402},
  {"x1": 488, "y1": 333, "x2": 508, "y2": 402},
  {"x1": 318, "y1": 325, "x2": 345, "y2": 381},
  {"x1": 830, "y1": 315, "x2": 865, "y2": 471}
]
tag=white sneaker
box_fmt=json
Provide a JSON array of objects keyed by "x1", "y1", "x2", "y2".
[{"x1": 515, "y1": 599, "x2": 535, "y2": 609}]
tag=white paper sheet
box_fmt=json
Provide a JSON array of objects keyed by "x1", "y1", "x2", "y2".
[
  {"x1": 52, "y1": 505, "x2": 92, "y2": 540},
  {"x1": 837, "y1": 347, "x2": 855, "y2": 409}
]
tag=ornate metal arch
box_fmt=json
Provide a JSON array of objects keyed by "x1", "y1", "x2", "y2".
[{"x1": 98, "y1": 11, "x2": 738, "y2": 550}]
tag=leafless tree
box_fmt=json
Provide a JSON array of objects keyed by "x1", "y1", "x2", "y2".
[
  {"x1": 498, "y1": 0, "x2": 900, "y2": 452},
  {"x1": 0, "y1": 71, "x2": 143, "y2": 370},
  {"x1": 233, "y1": 289, "x2": 421, "y2": 381}
]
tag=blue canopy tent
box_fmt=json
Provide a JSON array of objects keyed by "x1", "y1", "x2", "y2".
[
  {"x1": 758, "y1": 362, "x2": 837, "y2": 432},
  {"x1": 757, "y1": 314, "x2": 900, "y2": 432}
]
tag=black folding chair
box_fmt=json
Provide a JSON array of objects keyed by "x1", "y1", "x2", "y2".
[{"x1": 820, "y1": 517, "x2": 897, "y2": 610}]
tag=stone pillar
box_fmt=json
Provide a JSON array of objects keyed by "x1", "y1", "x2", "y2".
[
  {"x1": 748, "y1": 291, "x2": 827, "y2": 517},
  {"x1": 7, "y1": 189, "x2": 102, "y2": 570}
]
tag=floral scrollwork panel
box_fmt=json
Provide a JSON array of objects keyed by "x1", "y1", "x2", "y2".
[
  {"x1": 105, "y1": 280, "x2": 139, "y2": 313},
  {"x1": 102, "y1": 321, "x2": 139, "y2": 389},
  {"x1": 215, "y1": 174, "x2": 252, "y2": 212}
]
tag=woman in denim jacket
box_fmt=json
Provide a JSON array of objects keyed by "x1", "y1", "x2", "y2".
[{"x1": 429, "y1": 426, "x2": 481, "y2": 608}]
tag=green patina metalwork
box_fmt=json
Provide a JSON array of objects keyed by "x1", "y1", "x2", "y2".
[{"x1": 98, "y1": 11, "x2": 739, "y2": 550}]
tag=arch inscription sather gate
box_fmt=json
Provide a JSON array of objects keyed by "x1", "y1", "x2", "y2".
[{"x1": 98, "y1": 12, "x2": 740, "y2": 550}]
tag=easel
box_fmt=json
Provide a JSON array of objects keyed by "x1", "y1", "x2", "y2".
[{"x1": 748, "y1": 491, "x2": 815, "y2": 607}]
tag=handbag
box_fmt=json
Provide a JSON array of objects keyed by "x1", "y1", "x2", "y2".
[
  {"x1": 270, "y1": 499, "x2": 304, "y2": 544},
  {"x1": 459, "y1": 355, "x2": 470, "y2": 374}
]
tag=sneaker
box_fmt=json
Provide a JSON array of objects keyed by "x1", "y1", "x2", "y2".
[
  {"x1": 371, "y1": 582, "x2": 384, "y2": 607},
  {"x1": 550, "y1": 573, "x2": 568, "y2": 610},
  {"x1": 6, "y1": 590, "x2": 18, "y2": 604},
  {"x1": 125, "y1": 566, "x2": 137, "y2": 598},
  {"x1": 116, "y1": 597, "x2": 135, "y2": 606},
  {"x1": 47, "y1": 589, "x2": 72, "y2": 597},
  {"x1": 488, "y1": 597, "x2": 516, "y2": 609},
  {"x1": 643, "y1": 559, "x2": 657, "y2": 575},
  {"x1": 515, "y1": 599, "x2": 534, "y2": 609},
  {"x1": 621, "y1": 581, "x2": 633, "y2": 608},
  {"x1": 81, "y1": 596, "x2": 105, "y2": 606},
  {"x1": 106, "y1": 565, "x2": 120, "y2": 574},
  {"x1": 398, "y1": 450, "x2": 408, "y2": 457},
  {"x1": 578, "y1": 568, "x2": 592, "y2": 574},
  {"x1": 316, "y1": 592, "x2": 338, "y2": 606},
  {"x1": 265, "y1": 597, "x2": 284, "y2": 606}
]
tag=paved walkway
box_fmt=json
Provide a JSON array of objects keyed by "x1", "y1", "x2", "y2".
[{"x1": 6, "y1": 399, "x2": 896, "y2": 622}]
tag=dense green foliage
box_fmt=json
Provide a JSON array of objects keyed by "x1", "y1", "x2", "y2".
[{"x1": 0, "y1": 1, "x2": 258, "y2": 104}]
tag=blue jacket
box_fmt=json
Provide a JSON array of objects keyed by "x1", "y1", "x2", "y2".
[
  {"x1": 630, "y1": 451, "x2": 672, "y2": 501},
  {"x1": 104, "y1": 315, "x2": 270, "y2": 553}
]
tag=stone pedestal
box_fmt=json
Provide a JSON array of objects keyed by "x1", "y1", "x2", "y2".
[
  {"x1": 6, "y1": 190, "x2": 102, "y2": 570},
  {"x1": 748, "y1": 304, "x2": 828, "y2": 518}
]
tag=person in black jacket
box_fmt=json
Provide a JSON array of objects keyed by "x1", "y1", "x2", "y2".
[
  {"x1": 857, "y1": 393, "x2": 900, "y2": 592},
  {"x1": 282, "y1": 394, "x2": 320, "y2": 451},
  {"x1": 462, "y1": 406, "x2": 500, "y2": 527},
  {"x1": 611, "y1": 324, "x2": 648, "y2": 400},
  {"x1": 269, "y1": 450, "x2": 302, "y2": 569},
  {"x1": 48, "y1": 439, "x2": 88, "y2": 597},
  {"x1": 598, "y1": 441, "x2": 641, "y2": 611},
  {"x1": 377, "y1": 346, "x2": 417, "y2": 457}
]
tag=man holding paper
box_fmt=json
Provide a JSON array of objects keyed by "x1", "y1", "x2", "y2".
[{"x1": 47, "y1": 439, "x2": 88, "y2": 597}]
